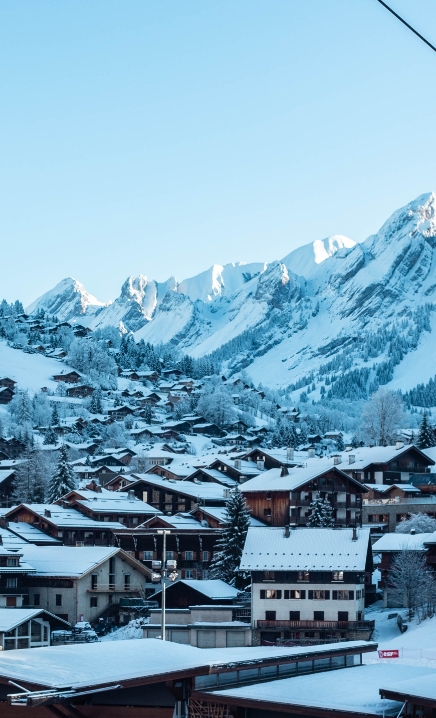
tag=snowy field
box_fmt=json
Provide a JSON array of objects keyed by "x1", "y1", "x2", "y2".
[
  {"x1": 0, "y1": 343, "x2": 68, "y2": 393},
  {"x1": 365, "y1": 603, "x2": 436, "y2": 666}
]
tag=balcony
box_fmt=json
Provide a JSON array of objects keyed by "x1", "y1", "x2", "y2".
[
  {"x1": 256, "y1": 619, "x2": 375, "y2": 630},
  {"x1": 87, "y1": 585, "x2": 140, "y2": 593}
]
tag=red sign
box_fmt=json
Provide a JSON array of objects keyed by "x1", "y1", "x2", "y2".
[{"x1": 378, "y1": 649, "x2": 399, "y2": 659}]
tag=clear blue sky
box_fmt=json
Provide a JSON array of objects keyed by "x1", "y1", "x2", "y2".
[{"x1": 2, "y1": 0, "x2": 436, "y2": 306}]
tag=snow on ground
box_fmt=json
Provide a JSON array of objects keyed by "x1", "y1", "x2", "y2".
[
  {"x1": 365, "y1": 603, "x2": 436, "y2": 667},
  {"x1": 101, "y1": 618, "x2": 148, "y2": 641},
  {"x1": 0, "y1": 343, "x2": 69, "y2": 393}
]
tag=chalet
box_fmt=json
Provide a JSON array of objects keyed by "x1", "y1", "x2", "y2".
[
  {"x1": 339, "y1": 444, "x2": 435, "y2": 484},
  {"x1": 181, "y1": 415, "x2": 207, "y2": 427},
  {"x1": 20, "y1": 544, "x2": 150, "y2": 624},
  {"x1": 72, "y1": 324, "x2": 92, "y2": 337},
  {"x1": 161, "y1": 420, "x2": 192, "y2": 434},
  {"x1": 121, "y1": 474, "x2": 229, "y2": 513},
  {"x1": 192, "y1": 505, "x2": 266, "y2": 529},
  {"x1": 72, "y1": 464, "x2": 119, "y2": 484},
  {"x1": 0, "y1": 378, "x2": 16, "y2": 390},
  {"x1": 372, "y1": 532, "x2": 436, "y2": 607},
  {"x1": 3, "y1": 504, "x2": 124, "y2": 546},
  {"x1": 0, "y1": 437, "x2": 25, "y2": 459},
  {"x1": 138, "y1": 391, "x2": 162, "y2": 406},
  {"x1": 121, "y1": 388, "x2": 144, "y2": 399},
  {"x1": 107, "y1": 404, "x2": 136, "y2": 420},
  {"x1": 0, "y1": 609, "x2": 70, "y2": 651},
  {"x1": 147, "y1": 462, "x2": 194, "y2": 480},
  {"x1": 185, "y1": 468, "x2": 238, "y2": 488},
  {"x1": 52, "y1": 370, "x2": 82, "y2": 383},
  {"x1": 69, "y1": 495, "x2": 159, "y2": 527},
  {"x1": 0, "y1": 470, "x2": 16, "y2": 506},
  {"x1": 242, "y1": 526, "x2": 374, "y2": 645},
  {"x1": 65, "y1": 384, "x2": 95, "y2": 398},
  {"x1": 193, "y1": 423, "x2": 227, "y2": 438},
  {"x1": 207, "y1": 457, "x2": 263, "y2": 483},
  {"x1": 240, "y1": 461, "x2": 368, "y2": 528},
  {"x1": 242, "y1": 447, "x2": 300, "y2": 470},
  {"x1": 162, "y1": 368, "x2": 183, "y2": 378},
  {"x1": 101, "y1": 447, "x2": 136, "y2": 464},
  {"x1": 104, "y1": 474, "x2": 136, "y2": 491},
  {"x1": 0, "y1": 545, "x2": 35, "y2": 608},
  {"x1": 113, "y1": 513, "x2": 221, "y2": 580},
  {"x1": 227, "y1": 420, "x2": 250, "y2": 433},
  {"x1": 152, "y1": 579, "x2": 241, "y2": 609},
  {"x1": 0, "y1": 387, "x2": 14, "y2": 404}
]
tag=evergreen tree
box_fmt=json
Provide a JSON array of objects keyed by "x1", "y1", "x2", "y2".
[
  {"x1": 43, "y1": 426, "x2": 58, "y2": 445},
  {"x1": 89, "y1": 387, "x2": 103, "y2": 414},
  {"x1": 51, "y1": 404, "x2": 60, "y2": 426},
  {"x1": 417, "y1": 411, "x2": 435, "y2": 449},
  {"x1": 143, "y1": 404, "x2": 153, "y2": 424},
  {"x1": 307, "y1": 496, "x2": 334, "y2": 528},
  {"x1": 209, "y1": 489, "x2": 251, "y2": 589},
  {"x1": 335, "y1": 432, "x2": 345, "y2": 451},
  {"x1": 12, "y1": 448, "x2": 47, "y2": 504},
  {"x1": 46, "y1": 445, "x2": 76, "y2": 502}
]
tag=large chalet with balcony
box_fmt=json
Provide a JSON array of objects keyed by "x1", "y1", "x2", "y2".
[
  {"x1": 241, "y1": 460, "x2": 368, "y2": 528},
  {"x1": 241, "y1": 526, "x2": 374, "y2": 645}
]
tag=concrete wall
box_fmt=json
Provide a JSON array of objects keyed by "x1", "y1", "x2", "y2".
[{"x1": 253, "y1": 582, "x2": 365, "y2": 623}]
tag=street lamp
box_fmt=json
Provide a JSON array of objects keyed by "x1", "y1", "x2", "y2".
[{"x1": 153, "y1": 530, "x2": 178, "y2": 641}]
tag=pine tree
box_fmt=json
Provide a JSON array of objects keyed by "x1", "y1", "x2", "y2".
[
  {"x1": 336, "y1": 432, "x2": 345, "y2": 451},
  {"x1": 89, "y1": 387, "x2": 103, "y2": 414},
  {"x1": 46, "y1": 445, "x2": 76, "y2": 502},
  {"x1": 417, "y1": 411, "x2": 435, "y2": 449},
  {"x1": 209, "y1": 489, "x2": 251, "y2": 589},
  {"x1": 51, "y1": 404, "x2": 60, "y2": 426},
  {"x1": 12, "y1": 448, "x2": 48, "y2": 504},
  {"x1": 43, "y1": 426, "x2": 58, "y2": 445},
  {"x1": 307, "y1": 496, "x2": 334, "y2": 527}
]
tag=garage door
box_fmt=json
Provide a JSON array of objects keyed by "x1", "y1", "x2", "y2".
[
  {"x1": 197, "y1": 630, "x2": 216, "y2": 648},
  {"x1": 226, "y1": 631, "x2": 245, "y2": 647},
  {"x1": 171, "y1": 630, "x2": 190, "y2": 644}
]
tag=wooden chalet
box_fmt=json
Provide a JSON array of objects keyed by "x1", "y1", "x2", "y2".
[
  {"x1": 52, "y1": 370, "x2": 82, "y2": 383},
  {"x1": 0, "y1": 438, "x2": 25, "y2": 459},
  {"x1": 65, "y1": 384, "x2": 95, "y2": 398},
  {"x1": 339, "y1": 444, "x2": 435, "y2": 484},
  {"x1": 0, "y1": 387, "x2": 14, "y2": 404},
  {"x1": 0, "y1": 470, "x2": 16, "y2": 507},
  {"x1": 241, "y1": 462, "x2": 368, "y2": 527},
  {"x1": 192, "y1": 423, "x2": 227, "y2": 438},
  {"x1": 242, "y1": 447, "x2": 299, "y2": 470},
  {"x1": 121, "y1": 474, "x2": 228, "y2": 513},
  {"x1": 107, "y1": 404, "x2": 136, "y2": 420},
  {"x1": 0, "y1": 378, "x2": 16, "y2": 390}
]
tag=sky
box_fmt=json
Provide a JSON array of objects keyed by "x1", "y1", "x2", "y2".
[{"x1": 2, "y1": 0, "x2": 436, "y2": 306}]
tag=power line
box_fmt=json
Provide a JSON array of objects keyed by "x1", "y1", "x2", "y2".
[{"x1": 375, "y1": 0, "x2": 436, "y2": 54}]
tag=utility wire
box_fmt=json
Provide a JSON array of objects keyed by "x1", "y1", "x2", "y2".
[{"x1": 375, "y1": 0, "x2": 436, "y2": 54}]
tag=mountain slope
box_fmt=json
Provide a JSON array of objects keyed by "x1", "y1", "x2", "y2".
[
  {"x1": 25, "y1": 192, "x2": 436, "y2": 395},
  {"x1": 26, "y1": 278, "x2": 104, "y2": 322}
]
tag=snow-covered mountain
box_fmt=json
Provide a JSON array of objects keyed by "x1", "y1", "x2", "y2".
[{"x1": 26, "y1": 192, "x2": 436, "y2": 394}]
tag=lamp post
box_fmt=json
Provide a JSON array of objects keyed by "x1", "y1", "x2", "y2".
[{"x1": 153, "y1": 530, "x2": 178, "y2": 641}]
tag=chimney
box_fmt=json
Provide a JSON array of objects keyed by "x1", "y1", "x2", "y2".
[
  {"x1": 352, "y1": 527, "x2": 357, "y2": 541},
  {"x1": 234, "y1": 459, "x2": 242, "y2": 470},
  {"x1": 280, "y1": 466, "x2": 289, "y2": 477},
  {"x1": 287, "y1": 447, "x2": 294, "y2": 461},
  {"x1": 0, "y1": 535, "x2": 2, "y2": 545},
  {"x1": 410, "y1": 528, "x2": 416, "y2": 535},
  {"x1": 348, "y1": 454, "x2": 355, "y2": 465},
  {"x1": 284, "y1": 525, "x2": 290, "y2": 538},
  {"x1": 333, "y1": 454, "x2": 342, "y2": 465},
  {"x1": 308, "y1": 447, "x2": 315, "y2": 459},
  {"x1": 257, "y1": 460, "x2": 265, "y2": 471},
  {"x1": 128, "y1": 490, "x2": 135, "y2": 503},
  {"x1": 396, "y1": 441, "x2": 404, "y2": 450},
  {"x1": 44, "y1": 509, "x2": 51, "y2": 518},
  {"x1": 345, "y1": 445, "x2": 353, "y2": 452}
]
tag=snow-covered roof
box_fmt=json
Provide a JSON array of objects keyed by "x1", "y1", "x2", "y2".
[
  {"x1": 211, "y1": 664, "x2": 436, "y2": 716},
  {"x1": 0, "y1": 638, "x2": 372, "y2": 690},
  {"x1": 339, "y1": 444, "x2": 435, "y2": 469},
  {"x1": 372, "y1": 532, "x2": 436, "y2": 552},
  {"x1": 18, "y1": 545, "x2": 120, "y2": 577},
  {"x1": 74, "y1": 498, "x2": 158, "y2": 514},
  {"x1": 240, "y1": 527, "x2": 370, "y2": 571},
  {"x1": 0, "y1": 469, "x2": 15, "y2": 485},
  {"x1": 240, "y1": 463, "x2": 367, "y2": 493},
  {"x1": 200, "y1": 506, "x2": 266, "y2": 527},
  {"x1": 6, "y1": 522, "x2": 61, "y2": 544},
  {"x1": 0, "y1": 609, "x2": 70, "y2": 633},
  {"x1": 380, "y1": 673, "x2": 436, "y2": 703},
  {"x1": 173, "y1": 579, "x2": 240, "y2": 600},
  {"x1": 130, "y1": 474, "x2": 229, "y2": 501},
  {"x1": 6, "y1": 504, "x2": 125, "y2": 530}
]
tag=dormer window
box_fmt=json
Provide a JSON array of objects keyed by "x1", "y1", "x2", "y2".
[{"x1": 6, "y1": 558, "x2": 19, "y2": 567}]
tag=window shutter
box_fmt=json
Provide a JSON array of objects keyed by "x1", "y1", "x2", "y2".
[
  {"x1": 260, "y1": 590, "x2": 266, "y2": 599},
  {"x1": 308, "y1": 590, "x2": 313, "y2": 599},
  {"x1": 333, "y1": 590, "x2": 338, "y2": 600},
  {"x1": 349, "y1": 591, "x2": 354, "y2": 599},
  {"x1": 301, "y1": 590, "x2": 306, "y2": 599},
  {"x1": 284, "y1": 590, "x2": 289, "y2": 599},
  {"x1": 276, "y1": 590, "x2": 282, "y2": 599},
  {"x1": 325, "y1": 591, "x2": 330, "y2": 600}
]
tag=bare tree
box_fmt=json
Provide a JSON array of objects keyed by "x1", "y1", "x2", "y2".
[
  {"x1": 388, "y1": 548, "x2": 429, "y2": 620},
  {"x1": 361, "y1": 388, "x2": 404, "y2": 446}
]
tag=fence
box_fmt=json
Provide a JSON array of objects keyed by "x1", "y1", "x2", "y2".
[{"x1": 378, "y1": 648, "x2": 436, "y2": 660}]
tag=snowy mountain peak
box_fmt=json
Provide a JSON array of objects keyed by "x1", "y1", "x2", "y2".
[
  {"x1": 26, "y1": 277, "x2": 104, "y2": 321},
  {"x1": 281, "y1": 235, "x2": 356, "y2": 279},
  {"x1": 177, "y1": 261, "x2": 266, "y2": 303}
]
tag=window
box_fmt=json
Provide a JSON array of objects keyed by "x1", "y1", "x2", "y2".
[
  {"x1": 34, "y1": 594, "x2": 40, "y2": 606},
  {"x1": 184, "y1": 551, "x2": 194, "y2": 561},
  {"x1": 124, "y1": 574, "x2": 131, "y2": 590},
  {"x1": 6, "y1": 577, "x2": 17, "y2": 589},
  {"x1": 202, "y1": 551, "x2": 209, "y2": 561},
  {"x1": 308, "y1": 590, "x2": 330, "y2": 600},
  {"x1": 289, "y1": 611, "x2": 300, "y2": 620},
  {"x1": 332, "y1": 571, "x2": 344, "y2": 582},
  {"x1": 265, "y1": 611, "x2": 276, "y2": 621},
  {"x1": 266, "y1": 590, "x2": 281, "y2": 599},
  {"x1": 313, "y1": 611, "x2": 324, "y2": 620},
  {"x1": 284, "y1": 590, "x2": 305, "y2": 599},
  {"x1": 264, "y1": 571, "x2": 275, "y2": 581},
  {"x1": 264, "y1": 508, "x2": 271, "y2": 517},
  {"x1": 298, "y1": 571, "x2": 309, "y2": 582},
  {"x1": 185, "y1": 570, "x2": 195, "y2": 578},
  {"x1": 166, "y1": 551, "x2": 174, "y2": 560},
  {"x1": 55, "y1": 594, "x2": 62, "y2": 606},
  {"x1": 338, "y1": 611, "x2": 349, "y2": 621},
  {"x1": 6, "y1": 558, "x2": 18, "y2": 566},
  {"x1": 142, "y1": 551, "x2": 153, "y2": 560},
  {"x1": 91, "y1": 574, "x2": 98, "y2": 590},
  {"x1": 90, "y1": 597, "x2": 98, "y2": 608},
  {"x1": 332, "y1": 590, "x2": 354, "y2": 600}
]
